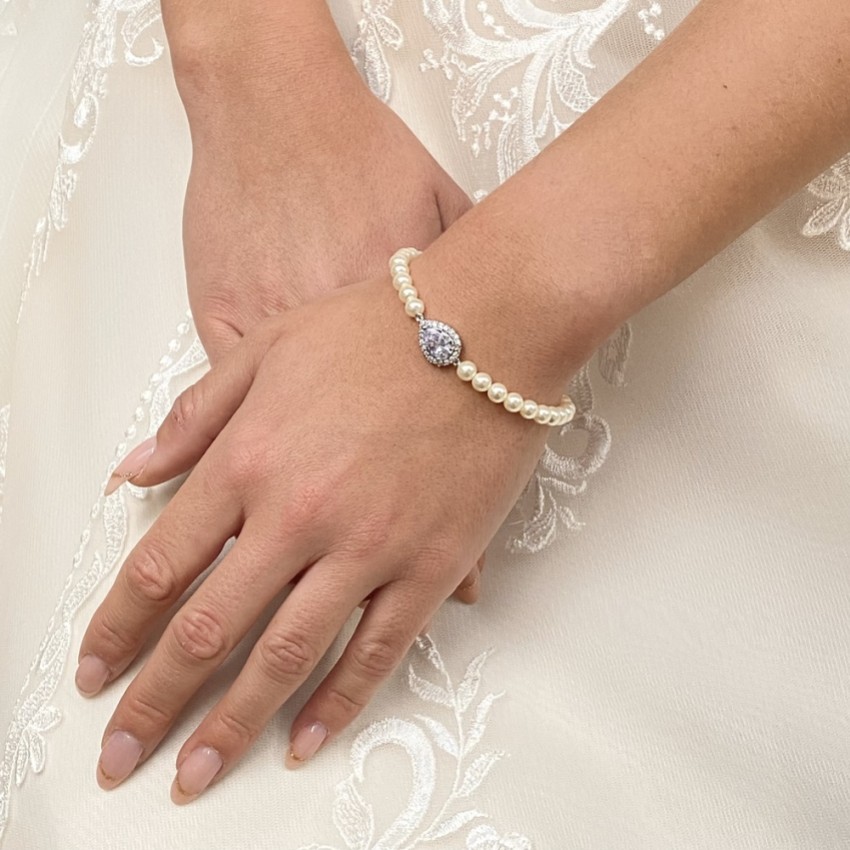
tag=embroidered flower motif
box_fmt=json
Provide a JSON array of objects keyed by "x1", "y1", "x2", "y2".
[
  {"x1": 299, "y1": 636, "x2": 532, "y2": 850},
  {"x1": 507, "y1": 322, "x2": 630, "y2": 553},
  {"x1": 467, "y1": 824, "x2": 533, "y2": 850},
  {"x1": 13, "y1": 708, "x2": 60, "y2": 786},
  {"x1": 0, "y1": 315, "x2": 202, "y2": 842},
  {"x1": 0, "y1": 404, "x2": 9, "y2": 524},
  {"x1": 352, "y1": 0, "x2": 404, "y2": 103},
  {"x1": 637, "y1": 3, "x2": 665, "y2": 41},
  {"x1": 421, "y1": 0, "x2": 631, "y2": 181},
  {"x1": 803, "y1": 153, "x2": 850, "y2": 251},
  {"x1": 17, "y1": 0, "x2": 166, "y2": 323}
]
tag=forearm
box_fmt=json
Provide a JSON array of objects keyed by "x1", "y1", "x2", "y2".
[{"x1": 421, "y1": 0, "x2": 850, "y2": 387}]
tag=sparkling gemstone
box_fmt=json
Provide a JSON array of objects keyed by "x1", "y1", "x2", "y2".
[{"x1": 418, "y1": 319, "x2": 462, "y2": 366}]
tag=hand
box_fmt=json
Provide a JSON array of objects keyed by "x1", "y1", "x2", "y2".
[
  {"x1": 179, "y1": 69, "x2": 472, "y2": 363},
  {"x1": 173, "y1": 41, "x2": 481, "y2": 601},
  {"x1": 79, "y1": 271, "x2": 571, "y2": 802}
]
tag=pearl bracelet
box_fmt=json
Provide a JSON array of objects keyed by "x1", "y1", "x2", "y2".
[{"x1": 389, "y1": 248, "x2": 576, "y2": 427}]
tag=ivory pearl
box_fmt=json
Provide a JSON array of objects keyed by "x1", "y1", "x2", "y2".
[
  {"x1": 398, "y1": 284, "x2": 417, "y2": 301},
  {"x1": 548, "y1": 408, "x2": 561, "y2": 426},
  {"x1": 504, "y1": 392, "x2": 523, "y2": 413},
  {"x1": 404, "y1": 298, "x2": 425, "y2": 317},
  {"x1": 520, "y1": 400, "x2": 539, "y2": 420},
  {"x1": 563, "y1": 403, "x2": 576, "y2": 423},
  {"x1": 487, "y1": 383, "x2": 507, "y2": 403},
  {"x1": 457, "y1": 361, "x2": 477, "y2": 381},
  {"x1": 471, "y1": 372, "x2": 492, "y2": 392},
  {"x1": 535, "y1": 406, "x2": 551, "y2": 424}
]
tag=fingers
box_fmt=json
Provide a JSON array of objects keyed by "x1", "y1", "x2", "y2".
[
  {"x1": 94, "y1": 523, "x2": 301, "y2": 790},
  {"x1": 104, "y1": 330, "x2": 270, "y2": 495},
  {"x1": 285, "y1": 582, "x2": 429, "y2": 770},
  {"x1": 170, "y1": 561, "x2": 372, "y2": 803},
  {"x1": 77, "y1": 460, "x2": 243, "y2": 697},
  {"x1": 452, "y1": 552, "x2": 486, "y2": 604}
]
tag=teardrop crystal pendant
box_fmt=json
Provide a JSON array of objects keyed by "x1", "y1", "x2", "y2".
[{"x1": 418, "y1": 319, "x2": 462, "y2": 367}]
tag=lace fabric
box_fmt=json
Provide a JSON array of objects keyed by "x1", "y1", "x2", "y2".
[{"x1": 0, "y1": 1, "x2": 849, "y2": 847}]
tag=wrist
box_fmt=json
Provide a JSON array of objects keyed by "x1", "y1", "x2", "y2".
[
  {"x1": 411, "y1": 199, "x2": 622, "y2": 401},
  {"x1": 165, "y1": 3, "x2": 367, "y2": 133}
]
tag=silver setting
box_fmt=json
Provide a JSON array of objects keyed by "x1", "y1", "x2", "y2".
[{"x1": 418, "y1": 319, "x2": 463, "y2": 367}]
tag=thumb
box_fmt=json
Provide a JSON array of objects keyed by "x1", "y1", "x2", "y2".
[{"x1": 104, "y1": 331, "x2": 268, "y2": 495}]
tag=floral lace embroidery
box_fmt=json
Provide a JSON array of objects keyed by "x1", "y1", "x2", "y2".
[
  {"x1": 0, "y1": 314, "x2": 203, "y2": 843},
  {"x1": 802, "y1": 153, "x2": 850, "y2": 251},
  {"x1": 352, "y1": 0, "x2": 404, "y2": 103},
  {"x1": 507, "y1": 327, "x2": 631, "y2": 553},
  {"x1": 0, "y1": 404, "x2": 9, "y2": 525},
  {"x1": 16, "y1": 0, "x2": 165, "y2": 323},
  {"x1": 420, "y1": 0, "x2": 630, "y2": 181},
  {"x1": 298, "y1": 636, "x2": 532, "y2": 850},
  {"x1": 637, "y1": 3, "x2": 665, "y2": 41}
]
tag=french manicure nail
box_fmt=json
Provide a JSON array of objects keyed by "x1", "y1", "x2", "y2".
[
  {"x1": 171, "y1": 746, "x2": 223, "y2": 805},
  {"x1": 105, "y1": 437, "x2": 157, "y2": 496},
  {"x1": 75, "y1": 654, "x2": 110, "y2": 697},
  {"x1": 97, "y1": 731, "x2": 143, "y2": 790},
  {"x1": 286, "y1": 722, "x2": 328, "y2": 769}
]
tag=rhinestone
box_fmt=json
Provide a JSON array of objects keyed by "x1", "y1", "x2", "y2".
[{"x1": 418, "y1": 319, "x2": 462, "y2": 367}]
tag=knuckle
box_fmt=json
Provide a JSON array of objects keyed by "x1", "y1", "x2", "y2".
[
  {"x1": 348, "y1": 635, "x2": 401, "y2": 680},
  {"x1": 123, "y1": 542, "x2": 176, "y2": 605},
  {"x1": 89, "y1": 612, "x2": 138, "y2": 659},
  {"x1": 214, "y1": 709, "x2": 257, "y2": 749},
  {"x1": 278, "y1": 484, "x2": 327, "y2": 539},
  {"x1": 257, "y1": 632, "x2": 316, "y2": 683},
  {"x1": 324, "y1": 684, "x2": 367, "y2": 718},
  {"x1": 168, "y1": 381, "x2": 204, "y2": 437},
  {"x1": 124, "y1": 689, "x2": 173, "y2": 730},
  {"x1": 219, "y1": 438, "x2": 268, "y2": 487},
  {"x1": 170, "y1": 607, "x2": 229, "y2": 662}
]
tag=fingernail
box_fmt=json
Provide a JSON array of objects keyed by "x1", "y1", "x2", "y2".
[
  {"x1": 286, "y1": 722, "x2": 328, "y2": 769},
  {"x1": 105, "y1": 437, "x2": 157, "y2": 496},
  {"x1": 75, "y1": 654, "x2": 110, "y2": 697},
  {"x1": 171, "y1": 746, "x2": 223, "y2": 804},
  {"x1": 97, "y1": 731, "x2": 143, "y2": 790}
]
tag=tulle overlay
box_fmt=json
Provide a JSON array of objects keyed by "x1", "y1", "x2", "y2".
[{"x1": 1, "y1": 2, "x2": 849, "y2": 847}]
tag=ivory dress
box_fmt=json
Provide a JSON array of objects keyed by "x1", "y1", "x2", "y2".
[{"x1": 1, "y1": 1, "x2": 849, "y2": 848}]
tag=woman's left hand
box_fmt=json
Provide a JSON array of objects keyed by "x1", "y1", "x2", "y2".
[{"x1": 75, "y1": 266, "x2": 573, "y2": 803}]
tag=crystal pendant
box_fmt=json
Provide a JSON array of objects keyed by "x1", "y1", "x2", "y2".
[{"x1": 418, "y1": 319, "x2": 462, "y2": 366}]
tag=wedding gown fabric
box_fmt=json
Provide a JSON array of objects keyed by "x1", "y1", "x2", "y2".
[{"x1": 1, "y1": 0, "x2": 849, "y2": 847}]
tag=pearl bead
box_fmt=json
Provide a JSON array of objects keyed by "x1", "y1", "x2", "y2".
[
  {"x1": 563, "y1": 403, "x2": 576, "y2": 423},
  {"x1": 389, "y1": 259, "x2": 408, "y2": 274},
  {"x1": 548, "y1": 408, "x2": 561, "y2": 426},
  {"x1": 400, "y1": 247, "x2": 419, "y2": 259},
  {"x1": 520, "y1": 400, "x2": 539, "y2": 420},
  {"x1": 392, "y1": 273, "x2": 412, "y2": 290},
  {"x1": 487, "y1": 382, "x2": 507, "y2": 403},
  {"x1": 504, "y1": 392, "x2": 523, "y2": 413},
  {"x1": 398, "y1": 284, "x2": 417, "y2": 301},
  {"x1": 471, "y1": 372, "x2": 492, "y2": 392},
  {"x1": 457, "y1": 361, "x2": 477, "y2": 381},
  {"x1": 404, "y1": 298, "x2": 425, "y2": 317},
  {"x1": 535, "y1": 405, "x2": 551, "y2": 424}
]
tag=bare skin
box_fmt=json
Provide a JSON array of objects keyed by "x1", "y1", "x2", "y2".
[{"x1": 77, "y1": 0, "x2": 850, "y2": 804}]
